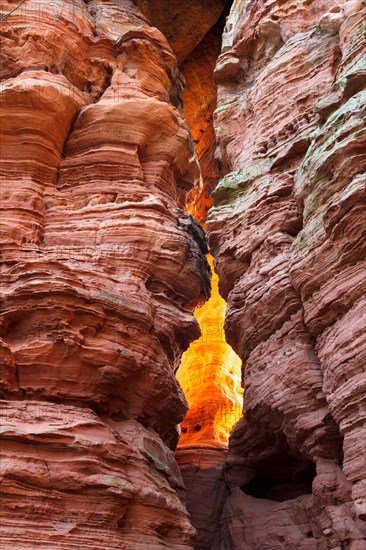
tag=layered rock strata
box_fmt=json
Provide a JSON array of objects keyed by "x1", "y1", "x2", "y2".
[
  {"x1": 0, "y1": 401, "x2": 195, "y2": 549},
  {"x1": 1, "y1": 0, "x2": 365, "y2": 548},
  {"x1": 208, "y1": 0, "x2": 366, "y2": 547},
  {"x1": 0, "y1": 0, "x2": 211, "y2": 547}
]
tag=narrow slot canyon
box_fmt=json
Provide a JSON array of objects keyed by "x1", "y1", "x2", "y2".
[
  {"x1": 0, "y1": 0, "x2": 365, "y2": 549},
  {"x1": 176, "y1": 20, "x2": 245, "y2": 544}
]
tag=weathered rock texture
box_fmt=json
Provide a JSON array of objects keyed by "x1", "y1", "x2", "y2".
[
  {"x1": 208, "y1": 0, "x2": 366, "y2": 547},
  {"x1": 0, "y1": 0, "x2": 212, "y2": 547},
  {"x1": 1, "y1": 0, "x2": 365, "y2": 548},
  {"x1": 182, "y1": 21, "x2": 225, "y2": 226},
  {"x1": 135, "y1": 0, "x2": 228, "y2": 65},
  {"x1": 1, "y1": 401, "x2": 194, "y2": 549}
]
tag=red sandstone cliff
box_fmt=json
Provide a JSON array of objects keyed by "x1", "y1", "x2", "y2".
[
  {"x1": 208, "y1": 0, "x2": 366, "y2": 547},
  {"x1": 0, "y1": 0, "x2": 214, "y2": 547}
]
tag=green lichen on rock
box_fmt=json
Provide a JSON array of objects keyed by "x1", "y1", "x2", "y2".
[
  {"x1": 213, "y1": 159, "x2": 272, "y2": 206},
  {"x1": 293, "y1": 90, "x2": 365, "y2": 257},
  {"x1": 94, "y1": 475, "x2": 135, "y2": 495},
  {"x1": 295, "y1": 90, "x2": 366, "y2": 218},
  {"x1": 146, "y1": 452, "x2": 170, "y2": 473},
  {"x1": 215, "y1": 97, "x2": 242, "y2": 115}
]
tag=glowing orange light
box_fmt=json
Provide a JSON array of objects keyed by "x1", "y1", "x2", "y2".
[{"x1": 177, "y1": 254, "x2": 243, "y2": 447}]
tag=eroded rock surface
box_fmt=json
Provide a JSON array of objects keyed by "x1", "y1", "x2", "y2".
[
  {"x1": 0, "y1": 401, "x2": 195, "y2": 549},
  {"x1": 0, "y1": 0, "x2": 211, "y2": 547},
  {"x1": 1, "y1": 0, "x2": 365, "y2": 548},
  {"x1": 208, "y1": 0, "x2": 366, "y2": 547},
  {"x1": 135, "y1": 0, "x2": 228, "y2": 64},
  {"x1": 182, "y1": 21, "x2": 224, "y2": 225}
]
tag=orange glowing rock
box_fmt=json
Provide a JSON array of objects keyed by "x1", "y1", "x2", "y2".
[{"x1": 177, "y1": 254, "x2": 243, "y2": 446}]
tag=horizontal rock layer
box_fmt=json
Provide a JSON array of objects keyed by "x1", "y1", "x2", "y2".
[
  {"x1": 0, "y1": 400, "x2": 195, "y2": 549},
  {"x1": 208, "y1": 0, "x2": 366, "y2": 547}
]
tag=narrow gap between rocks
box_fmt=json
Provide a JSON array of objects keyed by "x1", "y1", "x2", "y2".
[
  {"x1": 169, "y1": 5, "x2": 319, "y2": 544},
  {"x1": 174, "y1": 8, "x2": 244, "y2": 452}
]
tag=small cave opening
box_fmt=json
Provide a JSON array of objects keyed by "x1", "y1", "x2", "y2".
[{"x1": 241, "y1": 454, "x2": 317, "y2": 502}]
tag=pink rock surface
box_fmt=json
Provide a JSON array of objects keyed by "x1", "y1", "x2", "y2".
[
  {"x1": 208, "y1": 0, "x2": 366, "y2": 547},
  {"x1": 176, "y1": 446, "x2": 227, "y2": 550},
  {"x1": 0, "y1": 400, "x2": 195, "y2": 549}
]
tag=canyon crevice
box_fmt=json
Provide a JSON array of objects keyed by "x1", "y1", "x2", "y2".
[{"x1": 0, "y1": 0, "x2": 365, "y2": 549}]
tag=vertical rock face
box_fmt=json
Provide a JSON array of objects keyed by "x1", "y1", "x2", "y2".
[
  {"x1": 208, "y1": 0, "x2": 366, "y2": 548},
  {"x1": 181, "y1": 22, "x2": 224, "y2": 225},
  {"x1": 0, "y1": 0, "x2": 211, "y2": 547}
]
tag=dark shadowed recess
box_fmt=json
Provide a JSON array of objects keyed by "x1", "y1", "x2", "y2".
[{"x1": 242, "y1": 454, "x2": 317, "y2": 502}]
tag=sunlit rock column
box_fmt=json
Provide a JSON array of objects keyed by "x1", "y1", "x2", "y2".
[
  {"x1": 176, "y1": 255, "x2": 243, "y2": 550},
  {"x1": 177, "y1": 254, "x2": 243, "y2": 447}
]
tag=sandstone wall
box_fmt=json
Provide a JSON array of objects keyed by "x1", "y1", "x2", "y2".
[
  {"x1": 0, "y1": 1, "x2": 211, "y2": 547},
  {"x1": 208, "y1": 0, "x2": 366, "y2": 547}
]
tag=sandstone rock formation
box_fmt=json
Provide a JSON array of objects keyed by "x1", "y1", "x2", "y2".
[
  {"x1": 208, "y1": 0, "x2": 366, "y2": 547},
  {"x1": 1, "y1": 0, "x2": 365, "y2": 548},
  {"x1": 0, "y1": 401, "x2": 195, "y2": 549},
  {"x1": 182, "y1": 22, "x2": 224, "y2": 226},
  {"x1": 135, "y1": 0, "x2": 228, "y2": 64},
  {"x1": 0, "y1": 0, "x2": 211, "y2": 547}
]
